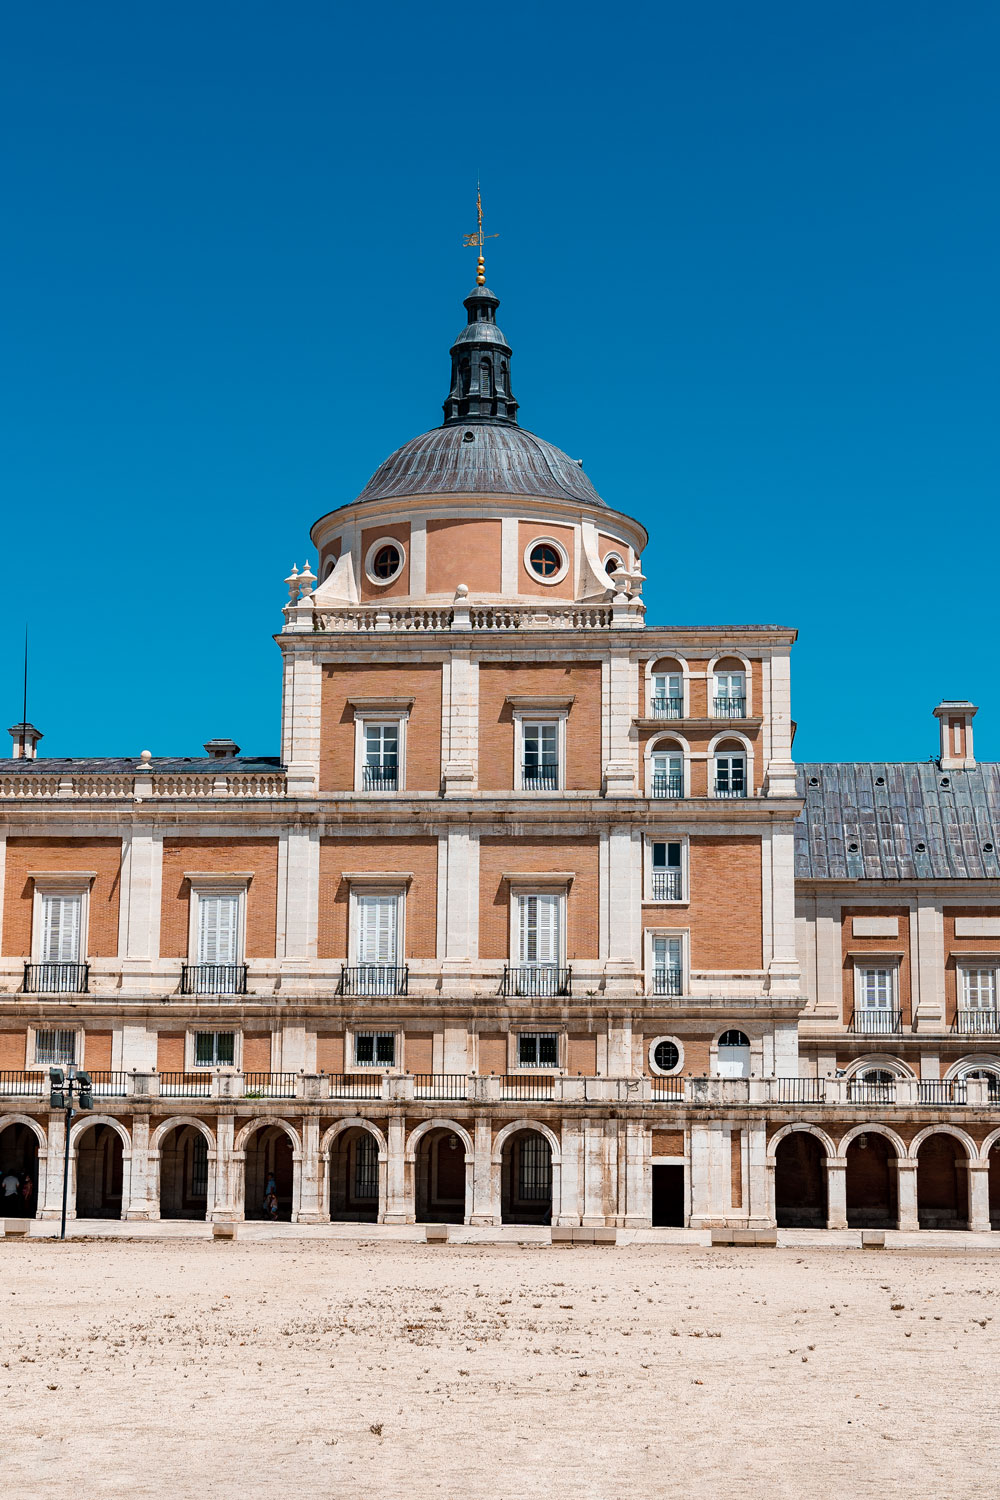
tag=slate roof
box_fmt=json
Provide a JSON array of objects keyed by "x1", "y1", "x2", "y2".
[
  {"x1": 0, "y1": 757, "x2": 283, "y2": 774},
  {"x1": 795, "y1": 762, "x2": 1000, "y2": 881}
]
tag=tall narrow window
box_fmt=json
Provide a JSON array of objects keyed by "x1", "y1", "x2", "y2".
[
  {"x1": 859, "y1": 967, "x2": 892, "y2": 1011},
  {"x1": 354, "y1": 1133, "x2": 379, "y2": 1196},
  {"x1": 356, "y1": 895, "x2": 399, "y2": 968},
  {"x1": 363, "y1": 724, "x2": 399, "y2": 791},
  {"x1": 652, "y1": 935, "x2": 682, "y2": 995},
  {"x1": 197, "y1": 894, "x2": 240, "y2": 966},
  {"x1": 650, "y1": 842, "x2": 683, "y2": 901},
  {"x1": 480, "y1": 359, "x2": 493, "y2": 397},
  {"x1": 961, "y1": 968, "x2": 996, "y2": 1010},
  {"x1": 651, "y1": 672, "x2": 683, "y2": 718},
  {"x1": 41, "y1": 894, "x2": 82, "y2": 963},
  {"x1": 713, "y1": 671, "x2": 746, "y2": 717},
  {"x1": 518, "y1": 894, "x2": 562, "y2": 968},
  {"x1": 714, "y1": 752, "x2": 747, "y2": 798},
  {"x1": 650, "y1": 749, "x2": 683, "y2": 799},
  {"x1": 522, "y1": 722, "x2": 559, "y2": 790}
]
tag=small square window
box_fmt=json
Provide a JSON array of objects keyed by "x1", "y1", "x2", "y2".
[
  {"x1": 518, "y1": 1032, "x2": 559, "y2": 1068},
  {"x1": 194, "y1": 1031, "x2": 236, "y2": 1067},
  {"x1": 34, "y1": 1029, "x2": 77, "y2": 1067},
  {"x1": 355, "y1": 1031, "x2": 396, "y2": 1067}
]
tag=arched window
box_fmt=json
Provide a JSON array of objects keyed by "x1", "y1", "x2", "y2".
[
  {"x1": 650, "y1": 659, "x2": 683, "y2": 719},
  {"x1": 459, "y1": 360, "x2": 471, "y2": 396},
  {"x1": 713, "y1": 658, "x2": 747, "y2": 717},
  {"x1": 959, "y1": 1067, "x2": 1000, "y2": 1101},
  {"x1": 500, "y1": 359, "x2": 509, "y2": 392},
  {"x1": 713, "y1": 738, "x2": 748, "y2": 798},
  {"x1": 848, "y1": 1067, "x2": 897, "y2": 1103},
  {"x1": 649, "y1": 740, "x2": 683, "y2": 799},
  {"x1": 480, "y1": 360, "x2": 492, "y2": 398},
  {"x1": 717, "y1": 1030, "x2": 751, "y2": 1078}
]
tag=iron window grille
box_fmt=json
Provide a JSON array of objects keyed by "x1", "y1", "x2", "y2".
[
  {"x1": 193, "y1": 1032, "x2": 236, "y2": 1068},
  {"x1": 650, "y1": 696, "x2": 683, "y2": 719},
  {"x1": 517, "y1": 1032, "x2": 560, "y2": 1068},
  {"x1": 650, "y1": 773, "x2": 684, "y2": 799},
  {"x1": 354, "y1": 1031, "x2": 397, "y2": 1067}
]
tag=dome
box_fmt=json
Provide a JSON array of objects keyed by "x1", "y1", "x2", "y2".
[{"x1": 355, "y1": 422, "x2": 606, "y2": 507}]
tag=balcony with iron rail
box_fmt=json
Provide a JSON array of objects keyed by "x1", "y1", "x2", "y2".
[
  {"x1": 521, "y1": 763, "x2": 559, "y2": 792},
  {"x1": 952, "y1": 1009, "x2": 1000, "y2": 1036},
  {"x1": 650, "y1": 773, "x2": 684, "y2": 800},
  {"x1": 651, "y1": 967, "x2": 683, "y2": 996},
  {"x1": 362, "y1": 764, "x2": 398, "y2": 792},
  {"x1": 501, "y1": 966, "x2": 572, "y2": 998},
  {"x1": 649, "y1": 695, "x2": 683, "y2": 720},
  {"x1": 713, "y1": 696, "x2": 747, "y2": 718},
  {"x1": 180, "y1": 963, "x2": 248, "y2": 997},
  {"x1": 649, "y1": 871, "x2": 683, "y2": 902},
  {"x1": 22, "y1": 962, "x2": 89, "y2": 995},
  {"x1": 713, "y1": 780, "x2": 747, "y2": 799},
  {"x1": 848, "y1": 1008, "x2": 903, "y2": 1036},
  {"x1": 337, "y1": 966, "x2": 409, "y2": 997}
]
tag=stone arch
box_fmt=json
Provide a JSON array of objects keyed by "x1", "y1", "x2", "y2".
[
  {"x1": 0, "y1": 1114, "x2": 47, "y2": 1219},
  {"x1": 979, "y1": 1126, "x2": 1000, "y2": 1160},
  {"x1": 841, "y1": 1124, "x2": 903, "y2": 1231},
  {"x1": 152, "y1": 1118, "x2": 218, "y2": 1222},
  {"x1": 983, "y1": 1130, "x2": 1000, "y2": 1230},
  {"x1": 71, "y1": 1115, "x2": 131, "y2": 1221},
  {"x1": 838, "y1": 1123, "x2": 907, "y2": 1157},
  {"x1": 769, "y1": 1125, "x2": 832, "y2": 1229},
  {"x1": 150, "y1": 1116, "x2": 217, "y2": 1153},
  {"x1": 492, "y1": 1119, "x2": 562, "y2": 1164},
  {"x1": 236, "y1": 1118, "x2": 301, "y2": 1223},
  {"x1": 913, "y1": 1127, "x2": 972, "y2": 1229},
  {"x1": 495, "y1": 1122, "x2": 558, "y2": 1226},
  {"x1": 408, "y1": 1119, "x2": 472, "y2": 1225},
  {"x1": 322, "y1": 1118, "x2": 388, "y2": 1224},
  {"x1": 233, "y1": 1116, "x2": 301, "y2": 1154},
  {"x1": 843, "y1": 1054, "x2": 915, "y2": 1080}
]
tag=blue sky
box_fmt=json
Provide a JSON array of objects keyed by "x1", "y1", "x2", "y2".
[{"x1": 2, "y1": 2, "x2": 996, "y2": 763}]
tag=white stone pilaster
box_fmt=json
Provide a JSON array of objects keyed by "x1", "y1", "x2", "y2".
[
  {"x1": 602, "y1": 650, "x2": 637, "y2": 794},
  {"x1": 469, "y1": 1116, "x2": 496, "y2": 1225},
  {"x1": 278, "y1": 826, "x2": 319, "y2": 962},
  {"x1": 383, "y1": 1114, "x2": 409, "y2": 1223},
  {"x1": 125, "y1": 1116, "x2": 155, "y2": 1220},
  {"x1": 500, "y1": 516, "x2": 519, "y2": 596},
  {"x1": 212, "y1": 1115, "x2": 238, "y2": 1221},
  {"x1": 281, "y1": 649, "x2": 323, "y2": 795},
  {"x1": 602, "y1": 827, "x2": 640, "y2": 988},
  {"x1": 913, "y1": 899, "x2": 945, "y2": 1029},
  {"x1": 825, "y1": 1156, "x2": 848, "y2": 1229},
  {"x1": 438, "y1": 826, "x2": 479, "y2": 990},
  {"x1": 409, "y1": 517, "x2": 427, "y2": 598},
  {"x1": 967, "y1": 1161, "x2": 991, "y2": 1232},
  {"x1": 556, "y1": 1118, "x2": 583, "y2": 1225},
  {"x1": 442, "y1": 653, "x2": 478, "y2": 793},
  {"x1": 767, "y1": 824, "x2": 801, "y2": 995},
  {"x1": 896, "y1": 1160, "x2": 918, "y2": 1231},
  {"x1": 297, "y1": 1117, "x2": 326, "y2": 1222}
]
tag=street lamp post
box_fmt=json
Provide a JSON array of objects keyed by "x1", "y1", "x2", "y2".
[{"x1": 48, "y1": 1065, "x2": 93, "y2": 1240}]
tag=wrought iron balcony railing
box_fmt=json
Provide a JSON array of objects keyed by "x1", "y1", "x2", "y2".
[
  {"x1": 650, "y1": 774, "x2": 684, "y2": 799},
  {"x1": 650, "y1": 870, "x2": 683, "y2": 901},
  {"x1": 521, "y1": 763, "x2": 559, "y2": 791},
  {"x1": 952, "y1": 1009, "x2": 1000, "y2": 1035},
  {"x1": 652, "y1": 967, "x2": 683, "y2": 996},
  {"x1": 650, "y1": 695, "x2": 683, "y2": 719},
  {"x1": 180, "y1": 963, "x2": 248, "y2": 996},
  {"x1": 848, "y1": 1008, "x2": 903, "y2": 1036},
  {"x1": 362, "y1": 765, "x2": 398, "y2": 791},
  {"x1": 22, "y1": 962, "x2": 89, "y2": 994},
  {"x1": 917, "y1": 1079, "x2": 968, "y2": 1105},
  {"x1": 337, "y1": 965, "x2": 409, "y2": 997},
  {"x1": 713, "y1": 696, "x2": 747, "y2": 717},
  {"x1": 847, "y1": 1079, "x2": 896, "y2": 1105},
  {"x1": 501, "y1": 965, "x2": 572, "y2": 998},
  {"x1": 714, "y1": 781, "x2": 747, "y2": 798}
]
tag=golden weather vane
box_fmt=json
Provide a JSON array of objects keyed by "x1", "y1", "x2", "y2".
[{"x1": 461, "y1": 183, "x2": 498, "y2": 285}]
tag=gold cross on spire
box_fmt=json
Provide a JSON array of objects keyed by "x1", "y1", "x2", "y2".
[{"x1": 461, "y1": 182, "x2": 498, "y2": 285}]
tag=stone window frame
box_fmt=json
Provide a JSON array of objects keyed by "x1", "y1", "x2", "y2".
[
  {"x1": 184, "y1": 872, "x2": 252, "y2": 966},
  {"x1": 523, "y1": 534, "x2": 570, "y2": 587},
  {"x1": 29, "y1": 871, "x2": 95, "y2": 963},
  {"x1": 349, "y1": 697, "x2": 413, "y2": 794},
  {"x1": 364, "y1": 535, "x2": 406, "y2": 588},
  {"x1": 507, "y1": 1027, "x2": 566, "y2": 1073},
  {"x1": 344, "y1": 1025, "x2": 403, "y2": 1074},
  {"x1": 25, "y1": 1023, "x2": 86, "y2": 1074},
  {"x1": 642, "y1": 834, "x2": 689, "y2": 905},
  {"x1": 647, "y1": 1032, "x2": 685, "y2": 1077},
  {"x1": 184, "y1": 1027, "x2": 242, "y2": 1071},
  {"x1": 344, "y1": 873, "x2": 412, "y2": 969},
  {"x1": 643, "y1": 927, "x2": 689, "y2": 995}
]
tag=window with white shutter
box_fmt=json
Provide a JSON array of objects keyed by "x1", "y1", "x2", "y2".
[
  {"x1": 197, "y1": 893, "x2": 240, "y2": 965},
  {"x1": 518, "y1": 894, "x2": 562, "y2": 967},
  {"x1": 356, "y1": 895, "x2": 399, "y2": 967},
  {"x1": 41, "y1": 894, "x2": 82, "y2": 963}
]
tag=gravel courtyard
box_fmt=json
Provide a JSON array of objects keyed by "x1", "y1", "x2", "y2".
[{"x1": 2, "y1": 1239, "x2": 996, "y2": 1498}]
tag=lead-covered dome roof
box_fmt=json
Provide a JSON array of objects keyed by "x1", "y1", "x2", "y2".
[{"x1": 356, "y1": 421, "x2": 605, "y2": 506}]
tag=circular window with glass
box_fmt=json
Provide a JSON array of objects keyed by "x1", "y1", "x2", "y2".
[
  {"x1": 525, "y1": 537, "x2": 569, "y2": 585},
  {"x1": 365, "y1": 537, "x2": 405, "y2": 586},
  {"x1": 650, "y1": 1037, "x2": 683, "y2": 1076}
]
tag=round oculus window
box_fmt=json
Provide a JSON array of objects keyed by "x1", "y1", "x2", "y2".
[
  {"x1": 372, "y1": 543, "x2": 402, "y2": 580},
  {"x1": 529, "y1": 542, "x2": 562, "y2": 579},
  {"x1": 652, "y1": 1039, "x2": 680, "y2": 1074}
]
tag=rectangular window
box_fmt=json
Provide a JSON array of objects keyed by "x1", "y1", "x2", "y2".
[
  {"x1": 652, "y1": 935, "x2": 683, "y2": 995},
  {"x1": 522, "y1": 722, "x2": 559, "y2": 791},
  {"x1": 859, "y1": 968, "x2": 893, "y2": 1010},
  {"x1": 650, "y1": 841, "x2": 683, "y2": 901},
  {"x1": 193, "y1": 1031, "x2": 236, "y2": 1067},
  {"x1": 363, "y1": 723, "x2": 399, "y2": 791},
  {"x1": 714, "y1": 755, "x2": 746, "y2": 797},
  {"x1": 34, "y1": 1028, "x2": 77, "y2": 1066},
  {"x1": 197, "y1": 893, "x2": 240, "y2": 965},
  {"x1": 714, "y1": 672, "x2": 746, "y2": 716},
  {"x1": 356, "y1": 895, "x2": 399, "y2": 967},
  {"x1": 354, "y1": 1031, "x2": 396, "y2": 1067},
  {"x1": 518, "y1": 893, "x2": 562, "y2": 966},
  {"x1": 961, "y1": 968, "x2": 997, "y2": 1010},
  {"x1": 518, "y1": 1032, "x2": 559, "y2": 1068},
  {"x1": 41, "y1": 894, "x2": 82, "y2": 963}
]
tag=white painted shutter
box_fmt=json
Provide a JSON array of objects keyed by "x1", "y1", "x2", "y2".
[
  {"x1": 198, "y1": 894, "x2": 239, "y2": 964},
  {"x1": 520, "y1": 894, "x2": 560, "y2": 966},
  {"x1": 358, "y1": 895, "x2": 397, "y2": 965},
  {"x1": 42, "y1": 894, "x2": 82, "y2": 962}
]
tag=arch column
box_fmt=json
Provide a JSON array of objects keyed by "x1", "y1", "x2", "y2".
[
  {"x1": 966, "y1": 1160, "x2": 991, "y2": 1232},
  {"x1": 211, "y1": 1115, "x2": 238, "y2": 1220},
  {"x1": 469, "y1": 1116, "x2": 497, "y2": 1225},
  {"x1": 556, "y1": 1118, "x2": 583, "y2": 1226},
  {"x1": 296, "y1": 1117, "x2": 327, "y2": 1223},
  {"x1": 382, "y1": 1113, "x2": 409, "y2": 1223},
  {"x1": 39, "y1": 1113, "x2": 68, "y2": 1220},
  {"x1": 125, "y1": 1116, "x2": 155, "y2": 1220},
  {"x1": 897, "y1": 1159, "x2": 919, "y2": 1231},
  {"x1": 825, "y1": 1155, "x2": 848, "y2": 1229}
]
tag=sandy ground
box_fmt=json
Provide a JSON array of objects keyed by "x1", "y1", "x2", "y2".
[{"x1": 2, "y1": 1239, "x2": 997, "y2": 1499}]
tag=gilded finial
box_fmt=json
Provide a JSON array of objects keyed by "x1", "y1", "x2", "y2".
[{"x1": 462, "y1": 181, "x2": 498, "y2": 285}]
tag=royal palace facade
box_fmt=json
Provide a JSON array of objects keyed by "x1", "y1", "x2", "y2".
[{"x1": 2, "y1": 268, "x2": 999, "y2": 1234}]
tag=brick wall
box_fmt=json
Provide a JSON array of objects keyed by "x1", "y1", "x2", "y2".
[
  {"x1": 517, "y1": 520, "x2": 575, "y2": 599},
  {"x1": 157, "y1": 1033, "x2": 185, "y2": 1071},
  {"x1": 318, "y1": 837, "x2": 438, "y2": 959},
  {"x1": 644, "y1": 1032, "x2": 713, "y2": 1076},
  {"x1": 160, "y1": 839, "x2": 279, "y2": 958},
  {"x1": 478, "y1": 1032, "x2": 507, "y2": 1074},
  {"x1": 678, "y1": 837, "x2": 763, "y2": 970},
  {"x1": 478, "y1": 662, "x2": 602, "y2": 791},
  {"x1": 85, "y1": 1032, "x2": 113, "y2": 1070},
  {"x1": 841, "y1": 905, "x2": 911, "y2": 1026},
  {"x1": 405, "y1": 1033, "x2": 434, "y2": 1073},
  {"x1": 652, "y1": 1129, "x2": 684, "y2": 1155},
  {"x1": 0, "y1": 1031, "x2": 28, "y2": 1069},
  {"x1": 3, "y1": 838, "x2": 123, "y2": 957},
  {"x1": 478, "y1": 836, "x2": 600, "y2": 961},
  {"x1": 359, "y1": 521, "x2": 411, "y2": 601},
  {"x1": 567, "y1": 1032, "x2": 597, "y2": 1075},
  {"x1": 320, "y1": 663, "x2": 443, "y2": 792},
  {"x1": 316, "y1": 1033, "x2": 345, "y2": 1073},
  {"x1": 426, "y1": 518, "x2": 501, "y2": 595},
  {"x1": 243, "y1": 1034, "x2": 272, "y2": 1072}
]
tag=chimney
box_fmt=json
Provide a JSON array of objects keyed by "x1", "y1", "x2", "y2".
[
  {"x1": 204, "y1": 738, "x2": 240, "y2": 760},
  {"x1": 933, "y1": 700, "x2": 978, "y2": 770},
  {"x1": 8, "y1": 721, "x2": 43, "y2": 760}
]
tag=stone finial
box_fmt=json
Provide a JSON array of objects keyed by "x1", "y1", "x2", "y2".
[
  {"x1": 8, "y1": 721, "x2": 42, "y2": 759},
  {"x1": 285, "y1": 564, "x2": 300, "y2": 605},
  {"x1": 933, "y1": 700, "x2": 978, "y2": 770},
  {"x1": 454, "y1": 582, "x2": 469, "y2": 599},
  {"x1": 297, "y1": 561, "x2": 316, "y2": 599},
  {"x1": 138, "y1": 749, "x2": 152, "y2": 765}
]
